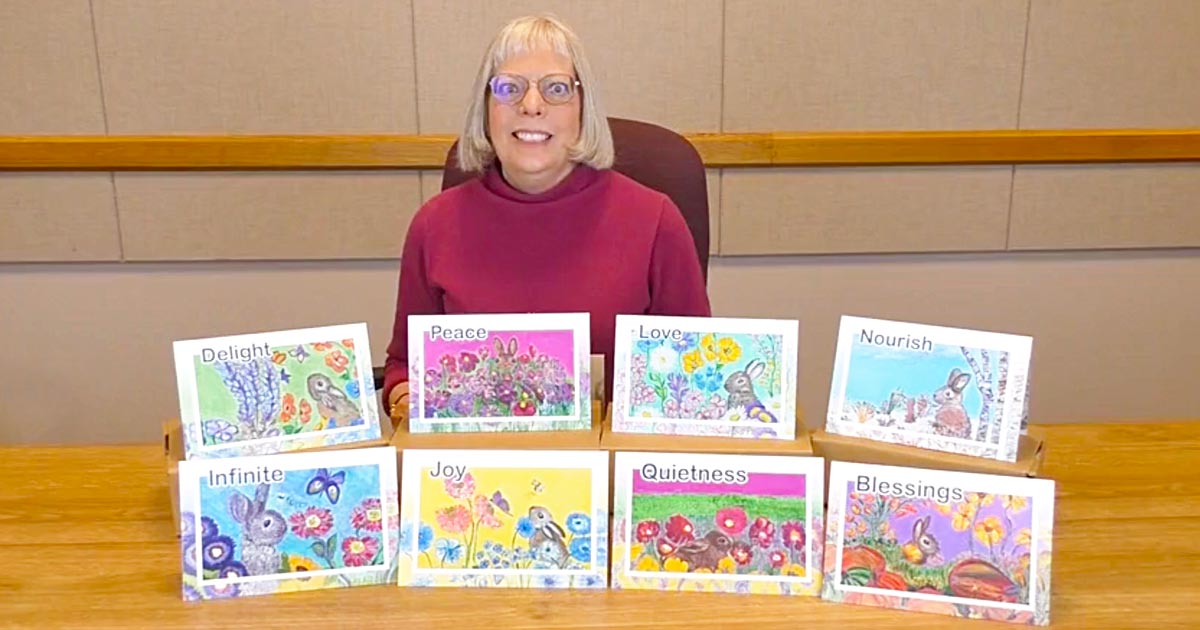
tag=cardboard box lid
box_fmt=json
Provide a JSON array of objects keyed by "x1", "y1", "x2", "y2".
[{"x1": 810, "y1": 426, "x2": 1047, "y2": 478}]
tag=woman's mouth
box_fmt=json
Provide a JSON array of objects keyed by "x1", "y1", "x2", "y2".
[{"x1": 513, "y1": 130, "x2": 552, "y2": 143}]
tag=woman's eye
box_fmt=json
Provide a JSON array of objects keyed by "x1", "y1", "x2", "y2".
[{"x1": 546, "y1": 82, "x2": 569, "y2": 96}]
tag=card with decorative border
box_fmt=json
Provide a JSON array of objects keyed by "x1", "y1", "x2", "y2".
[
  {"x1": 407, "y1": 313, "x2": 591, "y2": 433},
  {"x1": 611, "y1": 314, "x2": 799, "y2": 439},
  {"x1": 822, "y1": 461, "x2": 1055, "y2": 625},
  {"x1": 173, "y1": 323, "x2": 382, "y2": 460},
  {"x1": 397, "y1": 449, "x2": 609, "y2": 589},
  {"x1": 178, "y1": 445, "x2": 399, "y2": 600},
  {"x1": 825, "y1": 315, "x2": 1033, "y2": 462},
  {"x1": 611, "y1": 451, "x2": 824, "y2": 596}
]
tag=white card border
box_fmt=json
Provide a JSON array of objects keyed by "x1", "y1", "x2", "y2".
[
  {"x1": 612, "y1": 314, "x2": 799, "y2": 437},
  {"x1": 614, "y1": 450, "x2": 823, "y2": 585},
  {"x1": 826, "y1": 460, "x2": 1054, "y2": 614},
  {"x1": 173, "y1": 322, "x2": 380, "y2": 458},
  {"x1": 407, "y1": 313, "x2": 590, "y2": 426},
  {"x1": 399, "y1": 449, "x2": 609, "y2": 580},
  {"x1": 826, "y1": 315, "x2": 1032, "y2": 462},
  {"x1": 178, "y1": 445, "x2": 397, "y2": 588}
]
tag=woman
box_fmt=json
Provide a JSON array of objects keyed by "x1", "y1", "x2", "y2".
[{"x1": 382, "y1": 14, "x2": 710, "y2": 417}]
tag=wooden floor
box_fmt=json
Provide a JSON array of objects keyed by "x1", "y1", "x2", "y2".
[{"x1": 2, "y1": 422, "x2": 1198, "y2": 629}]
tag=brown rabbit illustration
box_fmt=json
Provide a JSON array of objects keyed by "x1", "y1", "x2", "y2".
[
  {"x1": 933, "y1": 368, "x2": 972, "y2": 439},
  {"x1": 670, "y1": 530, "x2": 734, "y2": 571},
  {"x1": 307, "y1": 373, "x2": 362, "y2": 427},
  {"x1": 494, "y1": 337, "x2": 519, "y2": 371},
  {"x1": 901, "y1": 515, "x2": 940, "y2": 565}
]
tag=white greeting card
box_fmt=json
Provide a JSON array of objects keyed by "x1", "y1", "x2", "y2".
[
  {"x1": 611, "y1": 315, "x2": 799, "y2": 440},
  {"x1": 611, "y1": 451, "x2": 824, "y2": 596},
  {"x1": 173, "y1": 323, "x2": 382, "y2": 460},
  {"x1": 826, "y1": 315, "x2": 1032, "y2": 462},
  {"x1": 178, "y1": 446, "x2": 399, "y2": 600},
  {"x1": 823, "y1": 461, "x2": 1055, "y2": 625},
  {"x1": 396, "y1": 449, "x2": 609, "y2": 589},
  {"x1": 407, "y1": 313, "x2": 591, "y2": 433}
]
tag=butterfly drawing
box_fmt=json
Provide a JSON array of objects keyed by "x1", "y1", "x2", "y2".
[
  {"x1": 203, "y1": 419, "x2": 237, "y2": 443},
  {"x1": 306, "y1": 468, "x2": 345, "y2": 504},
  {"x1": 290, "y1": 345, "x2": 310, "y2": 363},
  {"x1": 488, "y1": 490, "x2": 512, "y2": 516}
]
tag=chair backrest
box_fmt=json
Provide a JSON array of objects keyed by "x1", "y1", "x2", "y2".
[{"x1": 439, "y1": 117, "x2": 710, "y2": 282}]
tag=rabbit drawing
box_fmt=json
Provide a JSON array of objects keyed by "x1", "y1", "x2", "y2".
[
  {"x1": 724, "y1": 360, "x2": 778, "y2": 423},
  {"x1": 932, "y1": 368, "x2": 972, "y2": 439},
  {"x1": 229, "y1": 483, "x2": 287, "y2": 581},
  {"x1": 670, "y1": 530, "x2": 734, "y2": 571},
  {"x1": 527, "y1": 506, "x2": 569, "y2": 568},
  {"x1": 494, "y1": 337, "x2": 519, "y2": 370},
  {"x1": 307, "y1": 373, "x2": 362, "y2": 428},
  {"x1": 901, "y1": 516, "x2": 940, "y2": 565}
]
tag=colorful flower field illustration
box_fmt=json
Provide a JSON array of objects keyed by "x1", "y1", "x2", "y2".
[
  {"x1": 408, "y1": 314, "x2": 592, "y2": 433},
  {"x1": 827, "y1": 316, "x2": 1031, "y2": 462},
  {"x1": 397, "y1": 450, "x2": 609, "y2": 589},
  {"x1": 823, "y1": 462, "x2": 1054, "y2": 625},
  {"x1": 612, "y1": 452, "x2": 823, "y2": 596},
  {"x1": 175, "y1": 324, "x2": 381, "y2": 459},
  {"x1": 178, "y1": 447, "x2": 399, "y2": 600},
  {"x1": 612, "y1": 316, "x2": 798, "y2": 439}
]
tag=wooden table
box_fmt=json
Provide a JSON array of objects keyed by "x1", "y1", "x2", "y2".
[{"x1": 2, "y1": 423, "x2": 1197, "y2": 629}]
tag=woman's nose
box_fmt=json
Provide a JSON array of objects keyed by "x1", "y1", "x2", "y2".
[{"x1": 518, "y1": 86, "x2": 545, "y2": 116}]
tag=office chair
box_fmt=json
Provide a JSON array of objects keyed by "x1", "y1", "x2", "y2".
[{"x1": 372, "y1": 117, "x2": 710, "y2": 392}]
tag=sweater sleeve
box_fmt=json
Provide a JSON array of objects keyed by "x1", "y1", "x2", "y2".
[
  {"x1": 382, "y1": 209, "x2": 443, "y2": 415},
  {"x1": 648, "y1": 197, "x2": 713, "y2": 317}
]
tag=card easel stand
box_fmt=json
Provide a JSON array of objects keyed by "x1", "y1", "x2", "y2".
[
  {"x1": 161, "y1": 418, "x2": 397, "y2": 532},
  {"x1": 810, "y1": 426, "x2": 1047, "y2": 499},
  {"x1": 390, "y1": 400, "x2": 605, "y2": 455},
  {"x1": 598, "y1": 403, "x2": 815, "y2": 492}
]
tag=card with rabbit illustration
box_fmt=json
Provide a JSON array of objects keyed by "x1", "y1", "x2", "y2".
[
  {"x1": 611, "y1": 315, "x2": 799, "y2": 440},
  {"x1": 611, "y1": 451, "x2": 824, "y2": 596},
  {"x1": 826, "y1": 315, "x2": 1033, "y2": 462},
  {"x1": 822, "y1": 461, "x2": 1055, "y2": 625},
  {"x1": 177, "y1": 445, "x2": 399, "y2": 601},
  {"x1": 173, "y1": 323, "x2": 383, "y2": 460},
  {"x1": 396, "y1": 449, "x2": 609, "y2": 589},
  {"x1": 406, "y1": 313, "x2": 591, "y2": 433}
]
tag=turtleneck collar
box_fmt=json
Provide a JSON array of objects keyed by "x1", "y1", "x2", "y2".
[{"x1": 481, "y1": 161, "x2": 602, "y2": 203}]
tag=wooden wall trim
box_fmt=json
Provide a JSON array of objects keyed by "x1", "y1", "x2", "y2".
[{"x1": 1, "y1": 129, "x2": 1199, "y2": 170}]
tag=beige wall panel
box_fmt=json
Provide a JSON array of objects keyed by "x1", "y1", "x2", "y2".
[
  {"x1": 1010, "y1": 164, "x2": 1200, "y2": 250},
  {"x1": 420, "y1": 170, "x2": 446, "y2": 204},
  {"x1": 1020, "y1": 0, "x2": 1200, "y2": 128},
  {"x1": 0, "y1": 1, "x2": 106, "y2": 133},
  {"x1": 413, "y1": 0, "x2": 722, "y2": 133},
  {"x1": 5, "y1": 251, "x2": 1196, "y2": 444},
  {"x1": 708, "y1": 251, "x2": 1200, "y2": 427},
  {"x1": 723, "y1": 0, "x2": 1028, "y2": 131},
  {"x1": 115, "y1": 172, "x2": 421, "y2": 260},
  {"x1": 0, "y1": 174, "x2": 121, "y2": 261},
  {"x1": 720, "y1": 168, "x2": 1012, "y2": 255},
  {"x1": 93, "y1": 0, "x2": 417, "y2": 133},
  {"x1": 0, "y1": 262, "x2": 402, "y2": 444}
]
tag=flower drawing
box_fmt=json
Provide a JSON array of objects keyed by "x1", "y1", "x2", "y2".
[
  {"x1": 422, "y1": 335, "x2": 576, "y2": 419},
  {"x1": 341, "y1": 536, "x2": 380, "y2": 567},
  {"x1": 289, "y1": 507, "x2": 334, "y2": 539},
  {"x1": 351, "y1": 498, "x2": 384, "y2": 532},
  {"x1": 628, "y1": 332, "x2": 783, "y2": 422}
]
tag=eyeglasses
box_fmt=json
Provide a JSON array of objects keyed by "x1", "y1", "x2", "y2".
[{"x1": 488, "y1": 73, "x2": 580, "y2": 106}]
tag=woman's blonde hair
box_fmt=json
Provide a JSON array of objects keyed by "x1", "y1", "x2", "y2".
[{"x1": 456, "y1": 14, "x2": 614, "y2": 173}]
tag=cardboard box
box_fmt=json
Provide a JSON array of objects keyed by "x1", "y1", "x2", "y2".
[
  {"x1": 162, "y1": 418, "x2": 397, "y2": 532},
  {"x1": 810, "y1": 426, "x2": 1047, "y2": 479}
]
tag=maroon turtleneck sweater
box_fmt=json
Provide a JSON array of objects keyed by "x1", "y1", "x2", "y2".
[{"x1": 382, "y1": 163, "x2": 711, "y2": 413}]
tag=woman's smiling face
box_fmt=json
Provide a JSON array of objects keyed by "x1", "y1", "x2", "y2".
[{"x1": 487, "y1": 48, "x2": 582, "y2": 194}]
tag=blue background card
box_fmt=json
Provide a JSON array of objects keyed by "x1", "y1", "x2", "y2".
[
  {"x1": 826, "y1": 315, "x2": 1032, "y2": 462},
  {"x1": 177, "y1": 446, "x2": 399, "y2": 600}
]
